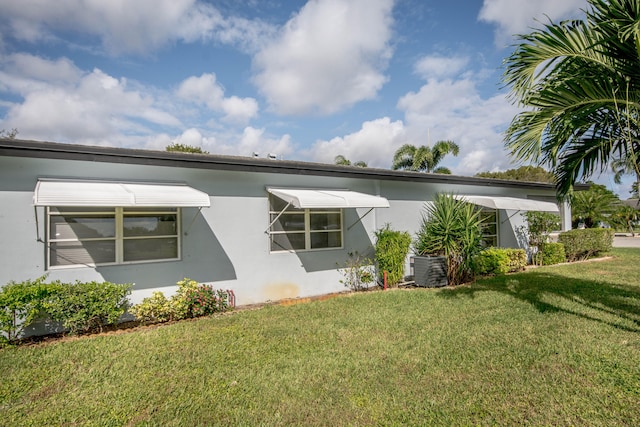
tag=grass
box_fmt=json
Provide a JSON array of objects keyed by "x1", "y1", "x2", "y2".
[{"x1": 1, "y1": 249, "x2": 639, "y2": 426}]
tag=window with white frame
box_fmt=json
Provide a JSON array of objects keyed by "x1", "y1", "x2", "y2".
[
  {"x1": 47, "y1": 207, "x2": 180, "y2": 267},
  {"x1": 268, "y1": 195, "x2": 342, "y2": 252},
  {"x1": 479, "y1": 209, "x2": 498, "y2": 247}
]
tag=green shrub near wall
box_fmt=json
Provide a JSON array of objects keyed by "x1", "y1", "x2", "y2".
[
  {"x1": 0, "y1": 277, "x2": 57, "y2": 343},
  {"x1": 559, "y1": 228, "x2": 614, "y2": 262},
  {"x1": 1, "y1": 279, "x2": 131, "y2": 342},
  {"x1": 535, "y1": 243, "x2": 566, "y2": 266},
  {"x1": 374, "y1": 225, "x2": 412, "y2": 287},
  {"x1": 44, "y1": 281, "x2": 132, "y2": 335},
  {"x1": 473, "y1": 248, "x2": 527, "y2": 276}
]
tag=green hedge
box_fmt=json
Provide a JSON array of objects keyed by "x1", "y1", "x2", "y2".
[
  {"x1": 558, "y1": 228, "x2": 614, "y2": 262},
  {"x1": 473, "y1": 248, "x2": 527, "y2": 276},
  {"x1": 535, "y1": 242, "x2": 566, "y2": 266},
  {"x1": 1, "y1": 279, "x2": 131, "y2": 342},
  {"x1": 44, "y1": 281, "x2": 131, "y2": 335}
]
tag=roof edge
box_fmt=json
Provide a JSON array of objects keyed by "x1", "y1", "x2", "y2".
[{"x1": 0, "y1": 138, "x2": 587, "y2": 191}]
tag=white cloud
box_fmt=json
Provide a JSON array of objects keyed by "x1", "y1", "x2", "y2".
[
  {"x1": 414, "y1": 55, "x2": 469, "y2": 79},
  {"x1": 167, "y1": 126, "x2": 294, "y2": 159},
  {"x1": 0, "y1": 55, "x2": 182, "y2": 144},
  {"x1": 308, "y1": 117, "x2": 406, "y2": 168},
  {"x1": 478, "y1": 0, "x2": 588, "y2": 46},
  {"x1": 176, "y1": 73, "x2": 258, "y2": 122},
  {"x1": 252, "y1": 0, "x2": 394, "y2": 115},
  {"x1": 397, "y1": 74, "x2": 521, "y2": 175},
  {"x1": 0, "y1": 0, "x2": 275, "y2": 55}
]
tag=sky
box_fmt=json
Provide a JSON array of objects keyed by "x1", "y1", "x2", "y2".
[{"x1": 3, "y1": 0, "x2": 630, "y2": 194}]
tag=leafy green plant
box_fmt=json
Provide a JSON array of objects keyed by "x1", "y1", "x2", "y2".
[
  {"x1": 338, "y1": 252, "x2": 375, "y2": 291},
  {"x1": 535, "y1": 243, "x2": 566, "y2": 266},
  {"x1": 44, "y1": 281, "x2": 132, "y2": 335},
  {"x1": 504, "y1": 248, "x2": 527, "y2": 272},
  {"x1": 0, "y1": 277, "x2": 57, "y2": 343},
  {"x1": 524, "y1": 211, "x2": 561, "y2": 265},
  {"x1": 558, "y1": 228, "x2": 614, "y2": 262},
  {"x1": 414, "y1": 193, "x2": 483, "y2": 285},
  {"x1": 129, "y1": 292, "x2": 174, "y2": 324},
  {"x1": 374, "y1": 225, "x2": 411, "y2": 287},
  {"x1": 130, "y1": 279, "x2": 233, "y2": 324},
  {"x1": 473, "y1": 248, "x2": 511, "y2": 276}
]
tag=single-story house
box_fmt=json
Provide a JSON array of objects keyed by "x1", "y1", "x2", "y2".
[{"x1": 0, "y1": 138, "x2": 572, "y2": 308}]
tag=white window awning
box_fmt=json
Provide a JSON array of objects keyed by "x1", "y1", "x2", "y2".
[
  {"x1": 267, "y1": 187, "x2": 389, "y2": 209},
  {"x1": 454, "y1": 195, "x2": 559, "y2": 213},
  {"x1": 33, "y1": 180, "x2": 211, "y2": 207}
]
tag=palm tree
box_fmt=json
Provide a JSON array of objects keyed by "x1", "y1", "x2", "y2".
[
  {"x1": 334, "y1": 155, "x2": 367, "y2": 167},
  {"x1": 570, "y1": 184, "x2": 620, "y2": 228},
  {"x1": 503, "y1": 0, "x2": 640, "y2": 197},
  {"x1": 392, "y1": 140, "x2": 459, "y2": 173}
]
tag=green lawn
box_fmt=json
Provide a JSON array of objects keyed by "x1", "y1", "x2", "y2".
[{"x1": 1, "y1": 249, "x2": 639, "y2": 426}]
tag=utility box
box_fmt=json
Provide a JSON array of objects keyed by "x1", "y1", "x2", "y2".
[{"x1": 412, "y1": 256, "x2": 448, "y2": 287}]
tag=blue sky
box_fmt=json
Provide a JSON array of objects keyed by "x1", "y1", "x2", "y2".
[{"x1": 3, "y1": 0, "x2": 629, "y2": 193}]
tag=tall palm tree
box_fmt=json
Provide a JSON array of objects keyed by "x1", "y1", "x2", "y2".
[
  {"x1": 392, "y1": 140, "x2": 459, "y2": 173},
  {"x1": 503, "y1": 0, "x2": 640, "y2": 197}
]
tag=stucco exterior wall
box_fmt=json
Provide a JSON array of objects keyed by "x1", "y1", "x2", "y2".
[{"x1": 0, "y1": 152, "x2": 567, "y2": 310}]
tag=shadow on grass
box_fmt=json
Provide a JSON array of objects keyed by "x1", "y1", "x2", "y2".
[{"x1": 436, "y1": 268, "x2": 640, "y2": 333}]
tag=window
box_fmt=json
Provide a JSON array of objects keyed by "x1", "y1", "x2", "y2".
[
  {"x1": 269, "y1": 195, "x2": 342, "y2": 252},
  {"x1": 479, "y1": 209, "x2": 498, "y2": 247},
  {"x1": 47, "y1": 207, "x2": 179, "y2": 268}
]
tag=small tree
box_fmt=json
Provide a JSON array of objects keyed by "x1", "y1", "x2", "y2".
[
  {"x1": 414, "y1": 194, "x2": 483, "y2": 285},
  {"x1": 524, "y1": 211, "x2": 560, "y2": 265}
]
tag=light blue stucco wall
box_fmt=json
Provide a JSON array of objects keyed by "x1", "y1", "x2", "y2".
[{"x1": 0, "y1": 155, "x2": 566, "y2": 309}]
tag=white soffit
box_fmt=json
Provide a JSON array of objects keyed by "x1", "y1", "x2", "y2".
[
  {"x1": 33, "y1": 180, "x2": 211, "y2": 207},
  {"x1": 454, "y1": 195, "x2": 559, "y2": 213},
  {"x1": 267, "y1": 188, "x2": 390, "y2": 209}
]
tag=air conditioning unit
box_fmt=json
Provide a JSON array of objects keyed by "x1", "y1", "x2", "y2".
[{"x1": 411, "y1": 256, "x2": 447, "y2": 287}]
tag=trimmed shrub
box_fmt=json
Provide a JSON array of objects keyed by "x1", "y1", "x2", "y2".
[
  {"x1": 129, "y1": 292, "x2": 173, "y2": 324},
  {"x1": 473, "y1": 248, "x2": 527, "y2": 276},
  {"x1": 130, "y1": 278, "x2": 233, "y2": 324},
  {"x1": 0, "y1": 277, "x2": 57, "y2": 343},
  {"x1": 535, "y1": 242, "x2": 566, "y2": 266},
  {"x1": 559, "y1": 228, "x2": 614, "y2": 262},
  {"x1": 504, "y1": 248, "x2": 527, "y2": 272},
  {"x1": 44, "y1": 281, "x2": 132, "y2": 335},
  {"x1": 473, "y1": 248, "x2": 510, "y2": 275},
  {"x1": 375, "y1": 225, "x2": 412, "y2": 287}
]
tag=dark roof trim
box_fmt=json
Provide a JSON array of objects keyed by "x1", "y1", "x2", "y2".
[{"x1": 0, "y1": 138, "x2": 586, "y2": 191}]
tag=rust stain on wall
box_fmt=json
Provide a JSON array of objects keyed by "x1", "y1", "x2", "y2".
[{"x1": 263, "y1": 282, "x2": 300, "y2": 301}]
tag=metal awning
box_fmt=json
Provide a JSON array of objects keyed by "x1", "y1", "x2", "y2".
[
  {"x1": 267, "y1": 187, "x2": 389, "y2": 209},
  {"x1": 33, "y1": 180, "x2": 211, "y2": 207},
  {"x1": 454, "y1": 195, "x2": 559, "y2": 213}
]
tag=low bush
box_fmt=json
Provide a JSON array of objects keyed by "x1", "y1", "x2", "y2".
[
  {"x1": 559, "y1": 228, "x2": 614, "y2": 262},
  {"x1": 0, "y1": 277, "x2": 57, "y2": 343},
  {"x1": 338, "y1": 252, "x2": 375, "y2": 291},
  {"x1": 504, "y1": 248, "x2": 527, "y2": 272},
  {"x1": 473, "y1": 248, "x2": 527, "y2": 276},
  {"x1": 473, "y1": 248, "x2": 510, "y2": 275},
  {"x1": 535, "y1": 243, "x2": 566, "y2": 266},
  {"x1": 375, "y1": 225, "x2": 411, "y2": 287},
  {"x1": 130, "y1": 278, "x2": 233, "y2": 324},
  {"x1": 44, "y1": 281, "x2": 132, "y2": 335},
  {"x1": 129, "y1": 292, "x2": 173, "y2": 324}
]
